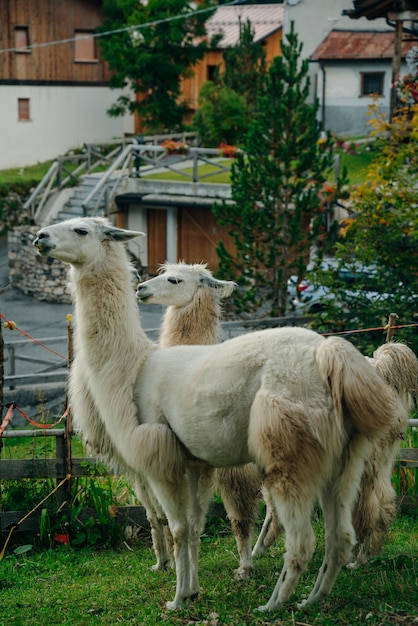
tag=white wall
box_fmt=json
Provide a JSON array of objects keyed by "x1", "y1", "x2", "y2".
[
  {"x1": 314, "y1": 59, "x2": 409, "y2": 136},
  {"x1": 0, "y1": 85, "x2": 134, "y2": 169}
]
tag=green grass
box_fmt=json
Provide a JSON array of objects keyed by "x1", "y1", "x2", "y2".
[
  {"x1": 1, "y1": 431, "x2": 85, "y2": 460},
  {"x1": 338, "y1": 147, "x2": 376, "y2": 185},
  {"x1": 0, "y1": 161, "x2": 55, "y2": 186},
  {"x1": 142, "y1": 158, "x2": 233, "y2": 184},
  {"x1": 0, "y1": 516, "x2": 416, "y2": 625}
]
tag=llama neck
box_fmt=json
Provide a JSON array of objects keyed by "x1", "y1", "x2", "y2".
[
  {"x1": 71, "y1": 248, "x2": 152, "y2": 372},
  {"x1": 160, "y1": 288, "x2": 221, "y2": 347}
]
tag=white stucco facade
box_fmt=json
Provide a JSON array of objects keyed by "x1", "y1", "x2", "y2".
[{"x1": 0, "y1": 85, "x2": 134, "y2": 169}]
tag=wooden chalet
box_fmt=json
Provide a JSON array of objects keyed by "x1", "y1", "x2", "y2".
[{"x1": 0, "y1": 0, "x2": 128, "y2": 169}]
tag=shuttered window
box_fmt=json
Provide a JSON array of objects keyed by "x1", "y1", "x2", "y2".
[
  {"x1": 74, "y1": 31, "x2": 97, "y2": 62},
  {"x1": 18, "y1": 98, "x2": 30, "y2": 121}
]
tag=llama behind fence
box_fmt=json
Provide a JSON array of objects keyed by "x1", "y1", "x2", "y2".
[
  {"x1": 33, "y1": 217, "x2": 406, "y2": 611},
  {"x1": 137, "y1": 261, "x2": 262, "y2": 579}
]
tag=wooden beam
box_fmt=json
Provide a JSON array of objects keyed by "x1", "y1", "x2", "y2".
[
  {"x1": 390, "y1": 20, "x2": 404, "y2": 121},
  {"x1": 387, "y1": 11, "x2": 418, "y2": 20}
]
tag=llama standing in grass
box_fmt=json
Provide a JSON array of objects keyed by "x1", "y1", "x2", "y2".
[
  {"x1": 253, "y1": 341, "x2": 418, "y2": 565},
  {"x1": 136, "y1": 261, "x2": 262, "y2": 579},
  {"x1": 349, "y1": 341, "x2": 418, "y2": 568},
  {"x1": 33, "y1": 217, "x2": 406, "y2": 611}
]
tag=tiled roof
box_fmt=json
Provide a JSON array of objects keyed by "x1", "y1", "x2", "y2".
[
  {"x1": 206, "y1": 4, "x2": 284, "y2": 48},
  {"x1": 311, "y1": 29, "x2": 418, "y2": 60}
]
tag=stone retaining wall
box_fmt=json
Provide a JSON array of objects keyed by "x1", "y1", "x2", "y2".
[{"x1": 8, "y1": 226, "x2": 71, "y2": 303}]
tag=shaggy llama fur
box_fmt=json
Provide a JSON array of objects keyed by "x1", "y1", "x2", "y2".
[
  {"x1": 33, "y1": 217, "x2": 406, "y2": 612},
  {"x1": 253, "y1": 341, "x2": 417, "y2": 565},
  {"x1": 136, "y1": 261, "x2": 262, "y2": 579}
]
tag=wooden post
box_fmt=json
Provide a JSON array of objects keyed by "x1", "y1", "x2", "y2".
[
  {"x1": 385, "y1": 312, "x2": 399, "y2": 343},
  {"x1": 389, "y1": 17, "x2": 403, "y2": 121},
  {"x1": 0, "y1": 318, "x2": 3, "y2": 423},
  {"x1": 64, "y1": 315, "x2": 74, "y2": 503}
]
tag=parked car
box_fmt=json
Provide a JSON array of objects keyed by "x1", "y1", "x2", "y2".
[{"x1": 288, "y1": 257, "x2": 393, "y2": 315}]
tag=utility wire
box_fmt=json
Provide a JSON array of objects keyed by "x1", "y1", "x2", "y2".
[{"x1": 0, "y1": 0, "x2": 243, "y2": 55}]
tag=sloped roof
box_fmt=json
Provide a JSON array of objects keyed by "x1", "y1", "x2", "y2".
[
  {"x1": 206, "y1": 4, "x2": 284, "y2": 48},
  {"x1": 311, "y1": 29, "x2": 417, "y2": 60}
]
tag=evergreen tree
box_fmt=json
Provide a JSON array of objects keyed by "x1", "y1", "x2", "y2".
[
  {"x1": 97, "y1": 0, "x2": 215, "y2": 132},
  {"x1": 213, "y1": 23, "x2": 347, "y2": 316},
  {"x1": 222, "y1": 19, "x2": 267, "y2": 108}
]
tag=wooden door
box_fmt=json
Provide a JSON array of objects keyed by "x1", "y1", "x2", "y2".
[
  {"x1": 178, "y1": 207, "x2": 235, "y2": 272},
  {"x1": 147, "y1": 209, "x2": 167, "y2": 275}
]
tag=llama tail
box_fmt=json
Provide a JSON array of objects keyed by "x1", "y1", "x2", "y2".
[{"x1": 315, "y1": 336, "x2": 406, "y2": 438}]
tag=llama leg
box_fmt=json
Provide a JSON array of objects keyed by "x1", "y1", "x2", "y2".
[
  {"x1": 299, "y1": 436, "x2": 371, "y2": 607},
  {"x1": 146, "y1": 475, "x2": 194, "y2": 610},
  {"x1": 216, "y1": 465, "x2": 262, "y2": 580},
  {"x1": 299, "y1": 487, "x2": 355, "y2": 608},
  {"x1": 134, "y1": 478, "x2": 173, "y2": 570},
  {"x1": 258, "y1": 492, "x2": 316, "y2": 611},
  {"x1": 348, "y1": 451, "x2": 397, "y2": 569},
  {"x1": 252, "y1": 485, "x2": 283, "y2": 557},
  {"x1": 186, "y1": 465, "x2": 214, "y2": 597}
]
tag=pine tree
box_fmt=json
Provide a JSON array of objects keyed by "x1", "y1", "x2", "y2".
[{"x1": 213, "y1": 23, "x2": 347, "y2": 316}]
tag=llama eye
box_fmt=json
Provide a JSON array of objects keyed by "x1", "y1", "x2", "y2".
[
  {"x1": 74, "y1": 228, "x2": 88, "y2": 236},
  {"x1": 167, "y1": 278, "x2": 182, "y2": 284}
]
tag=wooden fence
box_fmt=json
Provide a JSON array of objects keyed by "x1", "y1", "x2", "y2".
[{"x1": 1, "y1": 315, "x2": 417, "y2": 535}]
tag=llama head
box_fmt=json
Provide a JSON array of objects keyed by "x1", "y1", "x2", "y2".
[
  {"x1": 33, "y1": 217, "x2": 145, "y2": 265},
  {"x1": 136, "y1": 261, "x2": 236, "y2": 307}
]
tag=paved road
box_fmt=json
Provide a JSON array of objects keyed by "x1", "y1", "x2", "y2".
[
  {"x1": 0, "y1": 234, "x2": 163, "y2": 344},
  {"x1": 1, "y1": 234, "x2": 163, "y2": 418}
]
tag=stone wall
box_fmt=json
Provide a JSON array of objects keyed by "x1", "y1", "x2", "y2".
[{"x1": 8, "y1": 226, "x2": 71, "y2": 303}]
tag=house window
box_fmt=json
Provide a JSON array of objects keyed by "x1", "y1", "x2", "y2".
[
  {"x1": 361, "y1": 72, "x2": 384, "y2": 96},
  {"x1": 14, "y1": 26, "x2": 30, "y2": 52},
  {"x1": 207, "y1": 65, "x2": 217, "y2": 81},
  {"x1": 18, "y1": 98, "x2": 30, "y2": 121},
  {"x1": 74, "y1": 31, "x2": 97, "y2": 62}
]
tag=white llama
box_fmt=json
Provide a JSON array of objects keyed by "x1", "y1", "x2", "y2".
[
  {"x1": 253, "y1": 341, "x2": 418, "y2": 565},
  {"x1": 136, "y1": 261, "x2": 262, "y2": 579},
  {"x1": 138, "y1": 267, "x2": 418, "y2": 571},
  {"x1": 33, "y1": 217, "x2": 406, "y2": 612}
]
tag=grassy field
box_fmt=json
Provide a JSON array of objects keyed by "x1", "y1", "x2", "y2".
[{"x1": 0, "y1": 515, "x2": 416, "y2": 626}]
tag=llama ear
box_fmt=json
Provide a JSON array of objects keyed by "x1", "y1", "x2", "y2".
[
  {"x1": 200, "y1": 276, "x2": 237, "y2": 297},
  {"x1": 103, "y1": 227, "x2": 146, "y2": 242}
]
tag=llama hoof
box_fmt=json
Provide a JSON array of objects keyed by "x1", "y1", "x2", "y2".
[
  {"x1": 252, "y1": 545, "x2": 266, "y2": 557},
  {"x1": 297, "y1": 592, "x2": 321, "y2": 609},
  {"x1": 165, "y1": 600, "x2": 181, "y2": 611},
  {"x1": 346, "y1": 561, "x2": 359, "y2": 570},
  {"x1": 256, "y1": 604, "x2": 271, "y2": 612},
  {"x1": 233, "y1": 567, "x2": 252, "y2": 581},
  {"x1": 151, "y1": 563, "x2": 167, "y2": 572}
]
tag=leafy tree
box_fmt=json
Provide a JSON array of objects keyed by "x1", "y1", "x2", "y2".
[
  {"x1": 193, "y1": 82, "x2": 249, "y2": 145},
  {"x1": 310, "y1": 103, "x2": 418, "y2": 355},
  {"x1": 193, "y1": 19, "x2": 267, "y2": 146},
  {"x1": 97, "y1": 0, "x2": 215, "y2": 132},
  {"x1": 213, "y1": 23, "x2": 347, "y2": 316}
]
